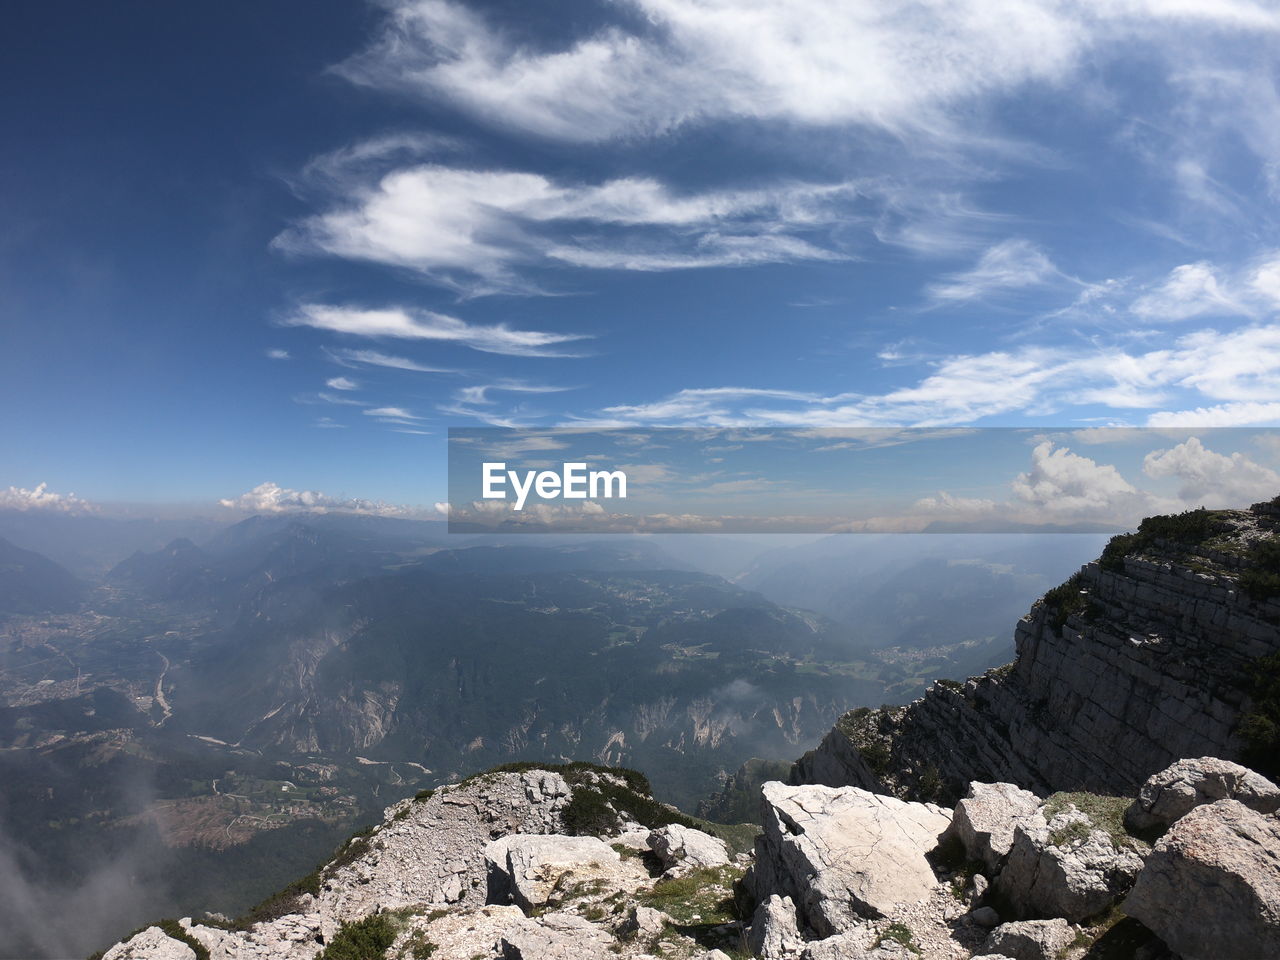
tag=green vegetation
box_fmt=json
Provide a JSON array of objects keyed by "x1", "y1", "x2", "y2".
[
  {"x1": 874, "y1": 922, "x2": 921, "y2": 956},
  {"x1": 1099, "y1": 508, "x2": 1230, "y2": 572},
  {"x1": 1042, "y1": 573, "x2": 1087, "y2": 631},
  {"x1": 1240, "y1": 537, "x2": 1280, "y2": 601},
  {"x1": 1239, "y1": 652, "x2": 1280, "y2": 777},
  {"x1": 638, "y1": 865, "x2": 744, "y2": 925},
  {"x1": 1043, "y1": 792, "x2": 1145, "y2": 852},
  {"x1": 318, "y1": 913, "x2": 398, "y2": 960}
]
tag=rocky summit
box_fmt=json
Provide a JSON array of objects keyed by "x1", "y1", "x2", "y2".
[
  {"x1": 97, "y1": 757, "x2": 1280, "y2": 960},
  {"x1": 96, "y1": 502, "x2": 1280, "y2": 960}
]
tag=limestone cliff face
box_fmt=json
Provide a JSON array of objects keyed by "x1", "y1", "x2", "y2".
[{"x1": 793, "y1": 501, "x2": 1280, "y2": 802}]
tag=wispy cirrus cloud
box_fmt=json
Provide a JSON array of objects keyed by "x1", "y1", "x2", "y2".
[
  {"x1": 276, "y1": 164, "x2": 861, "y2": 292},
  {"x1": 284, "y1": 303, "x2": 588, "y2": 357},
  {"x1": 334, "y1": 0, "x2": 1280, "y2": 144},
  {"x1": 324, "y1": 346, "x2": 458, "y2": 373},
  {"x1": 441, "y1": 380, "x2": 575, "y2": 427},
  {"x1": 567, "y1": 322, "x2": 1280, "y2": 428},
  {"x1": 325, "y1": 376, "x2": 359, "y2": 391},
  {"x1": 925, "y1": 238, "x2": 1062, "y2": 303}
]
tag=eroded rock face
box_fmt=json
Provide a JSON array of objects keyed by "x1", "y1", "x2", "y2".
[
  {"x1": 995, "y1": 803, "x2": 1144, "y2": 922},
  {"x1": 1125, "y1": 757, "x2": 1280, "y2": 832},
  {"x1": 488, "y1": 834, "x2": 642, "y2": 912},
  {"x1": 102, "y1": 927, "x2": 196, "y2": 960},
  {"x1": 750, "y1": 781, "x2": 951, "y2": 937},
  {"x1": 747, "y1": 894, "x2": 804, "y2": 960},
  {"x1": 497, "y1": 911, "x2": 616, "y2": 960},
  {"x1": 1123, "y1": 798, "x2": 1280, "y2": 960},
  {"x1": 648, "y1": 823, "x2": 731, "y2": 875},
  {"x1": 950, "y1": 782, "x2": 1041, "y2": 872}
]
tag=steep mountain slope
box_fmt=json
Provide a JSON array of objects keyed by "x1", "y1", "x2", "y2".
[
  {"x1": 169, "y1": 566, "x2": 889, "y2": 808},
  {"x1": 793, "y1": 501, "x2": 1280, "y2": 803},
  {"x1": 0, "y1": 536, "x2": 84, "y2": 613}
]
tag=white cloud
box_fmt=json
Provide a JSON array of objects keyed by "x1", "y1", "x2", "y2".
[
  {"x1": 218, "y1": 481, "x2": 411, "y2": 516},
  {"x1": 926, "y1": 239, "x2": 1059, "y2": 303},
  {"x1": 0, "y1": 483, "x2": 96, "y2": 513},
  {"x1": 277, "y1": 166, "x2": 860, "y2": 291},
  {"x1": 325, "y1": 376, "x2": 359, "y2": 390},
  {"x1": 364, "y1": 406, "x2": 424, "y2": 420},
  {"x1": 1143, "y1": 436, "x2": 1280, "y2": 505},
  {"x1": 335, "y1": 0, "x2": 1280, "y2": 143},
  {"x1": 266, "y1": 348, "x2": 290, "y2": 360},
  {"x1": 1147, "y1": 400, "x2": 1280, "y2": 427},
  {"x1": 572, "y1": 322, "x2": 1280, "y2": 428},
  {"x1": 1010, "y1": 441, "x2": 1143, "y2": 515},
  {"x1": 324, "y1": 347, "x2": 458, "y2": 373},
  {"x1": 440, "y1": 380, "x2": 574, "y2": 426},
  {"x1": 285, "y1": 304, "x2": 588, "y2": 357},
  {"x1": 1129, "y1": 262, "x2": 1248, "y2": 321}
]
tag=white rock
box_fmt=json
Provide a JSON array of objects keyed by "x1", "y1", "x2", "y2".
[
  {"x1": 1125, "y1": 757, "x2": 1280, "y2": 832},
  {"x1": 950, "y1": 782, "x2": 1042, "y2": 871},
  {"x1": 647, "y1": 823, "x2": 731, "y2": 874},
  {"x1": 102, "y1": 927, "x2": 196, "y2": 960},
  {"x1": 751, "y1": 781, "x2": 951, "y2": 936},
  {"x1": 493, "y1": 834, "x2": 632, "y2": 912}
]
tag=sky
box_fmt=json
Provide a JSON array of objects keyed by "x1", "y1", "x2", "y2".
[{"x1": 5, "y1": 0, "x2": 1280, "y2": 515}]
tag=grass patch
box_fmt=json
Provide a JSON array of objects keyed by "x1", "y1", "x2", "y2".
[
  {"x1": 638, "y1": 865, "x2": 744, "y2": 926},
  {"x1": 874, "y1": 922, "x2": 921, "y2": 956},
  {"x1": 1241, "y1": 538, "x2": 1280, "y2": 602},
  {"x1": 1043, "y1": 793, "x2": 1145, "y2": 852},
  {"x1": 1042, "y1": 573, "x2": 1087, "y2": 631}
]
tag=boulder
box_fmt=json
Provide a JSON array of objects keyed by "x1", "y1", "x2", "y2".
[
  {"x1": 747, "y1": 895, "x2": 804, "y2": 960},
  {"x1": 648, "y1": 823, "x2": 731, "y2": 874},
  {"x1": 1123, "y1": 798, "x2": 1280, "y2": 960},
  {"x1": 498, "y1": 911, "x2": 615, "y2": 960},
  {"x1": 951, "y1": 782, "x2": 1042, "y2": 871},
  {"x1": 486, "y1": 834, "x2": 631, "y2": 912},
  {"x1": 995, "y1": 801, "x2": 1143, "y2": 922},
  {"x1": 750, "y1": 782, "x2": 951, "y2": 937},
  {"x1": 617, "y1": 905, "x2": 669, "y2": 940},
  {"x1": 1125, "y1": 757, "x2": 1280, "y2": 832},
  {"x1": 102, "y1": 927, "x2": 196, "y2": 960},
  {"x1": 969, "y1": 906, "x2": 1000, "y2": 927},
  {"x1": 976, "y1": 919, "x2": 1073, "y2": 960}
]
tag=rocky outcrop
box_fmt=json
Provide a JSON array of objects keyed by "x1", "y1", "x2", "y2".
[
  {"x1": 747, "y1": 895, "x2": 804, "y2": 960},
  {"x1": 1123, "y1": 798, "x2": 1280, "y2": 960},
  {"x1": 102, "y1": 926, "x2": 197, "y2": 960},
  {"x1": 795, "y1": 504, "x2": 1280, "y2": 804},
  {"x1": 487, "y1": 834, "x2": 645, "y2": 912},
  {"x1": 1125, "y1": 756, "x2": 1280, "y2": 832},
  {"x1": 749, "y1": 782, "x2": 951, "y2": 935},
  {"x1": 949, "y1": 782, "x2": 1040, "y2": 872}
]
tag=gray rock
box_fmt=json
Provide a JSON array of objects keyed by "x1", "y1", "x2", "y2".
[
  {"x1": 976, "y1": 919, "x2": 1073, "y2": 960},
  {"x1": 751, "y1": 781, "x2": 951, "y2": 936},
  {"x1": 995, "y1": 802, "x2": 1143, "y2": 922},
  {"x1": 951, "y1": 782, "x2": 1042, "y2": 871},
  {"x1": 498, "y1": 911, "x2": 615, "y2": 960},
  {"x1": 1123, "y1": 798, "x2": 1280, "y2": 960},
  {"x1": 102, "y1": 927, "x2": 196, "y2": 960},
  {"x1": 969, "y1": 906, "x2": 1000, "y2": 927},
  {"x1": 801, "y1": 931, "x2": 915, "y2": 960},
  {"x1": 617, "y1": 904, "x2": 669, "y2": 940},
  {"x1": 747, "y1": 895, "x2": 804, "y2": 960},
  {"x1": 648, "y1": 823, "x2": 731, "y2": 874},
  {"x1": 1125, "y1": 757, "x2": 1280, "y2": 832}
]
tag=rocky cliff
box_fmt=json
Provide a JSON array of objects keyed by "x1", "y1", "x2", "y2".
[{"x1": 794, "y1": 501, "x2": 1280, "y2": 803}]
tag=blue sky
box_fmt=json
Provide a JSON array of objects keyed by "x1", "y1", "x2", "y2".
[{"x1": 5, "y1": 0, "x2": 1280, "y2": 514}]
